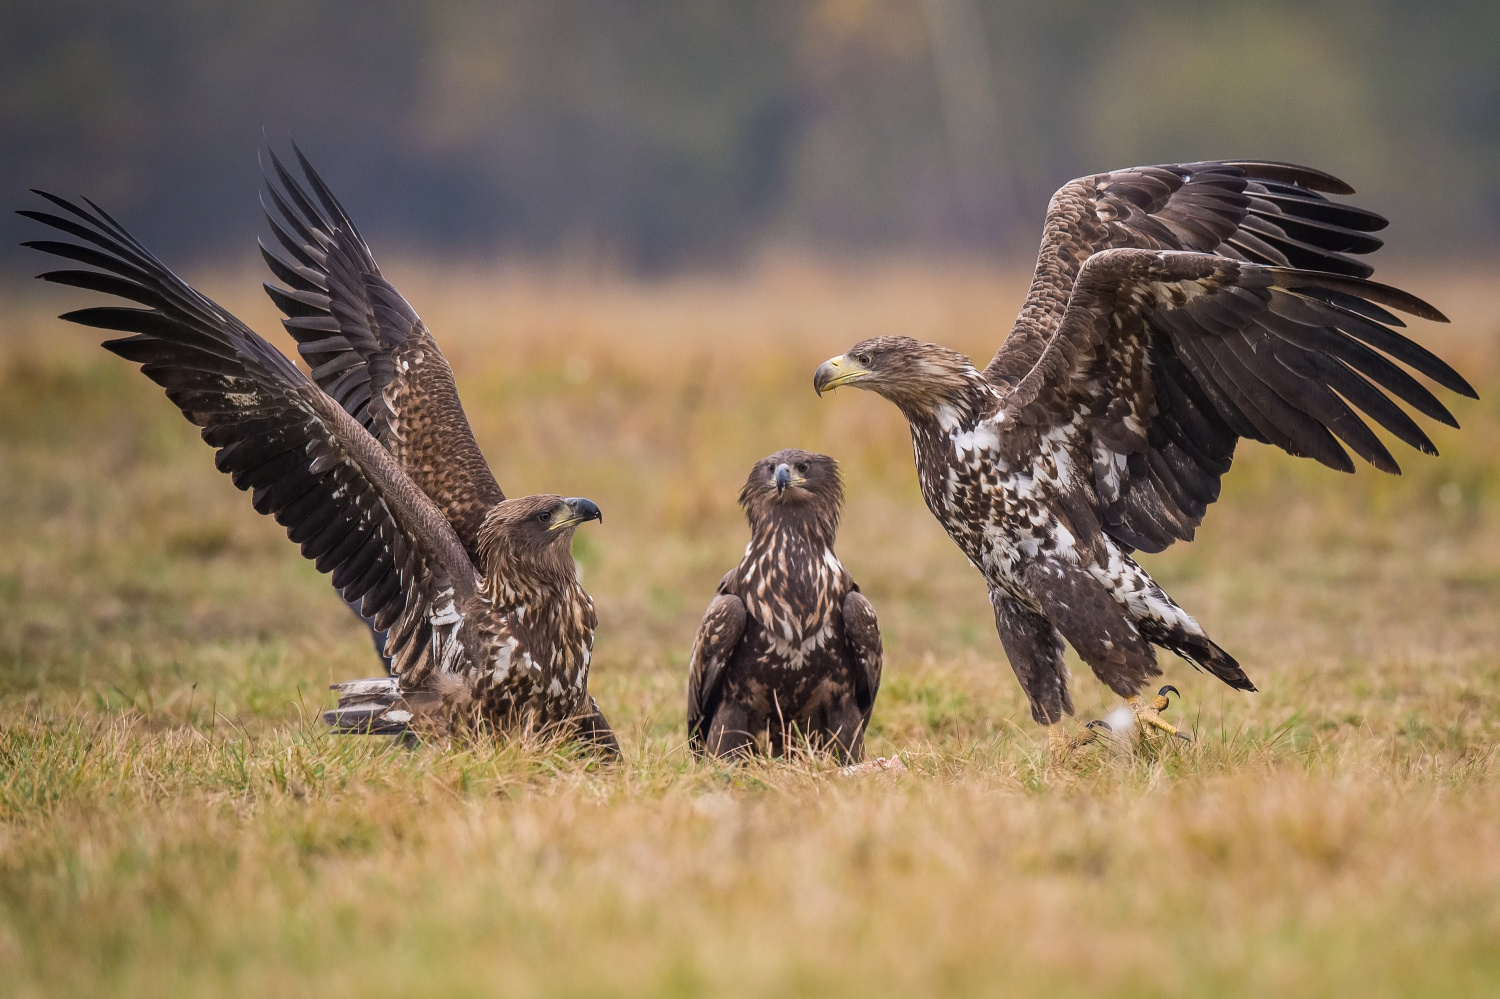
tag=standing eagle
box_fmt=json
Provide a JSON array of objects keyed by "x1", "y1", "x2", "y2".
[
  {"x1": 20, "y1": 154, "x2": 619, "y2": 754},
  {"x1": 687, "y1": 450, "x2": 882, "y2": 760},
  {"x1": 813, "y1": 161, "x2": 1475, "y2": 751}
]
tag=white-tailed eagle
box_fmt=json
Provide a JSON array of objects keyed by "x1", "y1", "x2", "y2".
[
  {"x1": 687, "y1": 450, "x2": 882, "y2": 760},
  {"x1": 22, "y1": 151, "x2": 618, "y2": 754},
  {"x1": 813, "y1": 161, "x2": 1475, "y2": 751}
]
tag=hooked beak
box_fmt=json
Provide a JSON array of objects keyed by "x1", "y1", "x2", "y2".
[
  {"x1": 774, "y1": 463, "x2": 802, "y2": 496},
  {"x1": 813, "y1": 354, "x2": 868, "y2": 396},
  {"x1": 549, "y1": 496, "x2": 603, "y2": 531}
]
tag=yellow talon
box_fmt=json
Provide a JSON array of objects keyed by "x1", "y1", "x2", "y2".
[
  {"x1": 1047, "y1": 719, "x2": 1110, "y2": 759},
  {"x1": 1127, "y1": 685, "x2": 1190, "y2": 741}
]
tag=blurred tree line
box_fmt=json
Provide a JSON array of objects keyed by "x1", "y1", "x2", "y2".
[{"x1": 1, "y1": 0, "x2": 1496, "y2": 271}]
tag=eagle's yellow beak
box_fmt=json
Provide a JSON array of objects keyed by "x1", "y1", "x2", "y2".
[{"x1": 813, "y1": 354, "x2": 868, "y2": 396}]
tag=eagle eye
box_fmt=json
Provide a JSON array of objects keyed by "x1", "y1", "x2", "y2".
[
  {"x1": 857, "y1": 353, "x2": 872, "y2": 367},
  {"x1": 795, "y1": 462, "x2": 809, "y2": 474},
  {"x1": 538, "y1": 510, "x2": 552, "y2": 523}
]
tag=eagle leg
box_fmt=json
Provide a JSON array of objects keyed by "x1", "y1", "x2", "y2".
[
  {"x1": 1127, "y1": 685, "x2": 1191, "y2": 741},
  {"x1": 1047, "y1": 719, "x2": 1109, "y2": 758},
  {"x1": 573, "y1": 696, "x2": 623, "y2": 761}
]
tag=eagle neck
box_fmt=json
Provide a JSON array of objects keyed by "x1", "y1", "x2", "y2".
[
  {"x1": 898, "y1": 372, "x2": 998, "y2": 437},
  {"x1": 481, "y1": 548, "x2": 577, "y2": 617},
  {"x1": 749, "y1": 501, "x2": 837, "y2": 552}
]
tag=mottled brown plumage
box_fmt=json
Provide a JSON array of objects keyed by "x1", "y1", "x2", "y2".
[
  {"x1": 815, "y1": 161, "x2": 1475, "y2": 738},
  {"x1": 22, "y1": 165, "x2": 618, "y2": 754},
  {"x1": 324, "y1": 493, "x2": 613, "y2": 749},
  {"x1": 687, "y1": 450, "x2": 882, "y2": 760}
]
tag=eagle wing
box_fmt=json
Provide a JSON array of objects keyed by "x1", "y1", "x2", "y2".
[
  {"x1": 841, "y1": 588, "x2": 882, "y2": 718},
  {"x1": 985, "y1": 161, "x2": 1393, "y2": 389},
  {"x1": 22, "y1": 192, "x2": 480, "y2": 680},
  {"x1": 686, "y1": 591, "x2": 747, "y2": 749},
  {"x1": 995, "y1": 247, "x2": 1474, "y2": 553},
  {"x1": 259, "y1": 146, "x2": 504, "y2": 551}
]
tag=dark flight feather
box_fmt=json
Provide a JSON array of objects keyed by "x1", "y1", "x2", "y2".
[
  {"x1": 257, "y1": 146, "x2": 505, "y2": 559},
  {"x1": 21, "y1": 193, "x2": 474, "y2": 679}
]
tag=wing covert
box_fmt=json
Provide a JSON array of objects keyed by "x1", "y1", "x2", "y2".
[
  {"x1": 841, "y1": 589, "x2": 882, "y2": 716},
  {"x1": 686, "y1": 592, "x2": 747, "y2": 749},
  {"x1": 987, "y1": 160, "x2": 1393, "y2": 389},
  {"x1": 999, "y1": 248, "x2": 1474, "y2": 554}
]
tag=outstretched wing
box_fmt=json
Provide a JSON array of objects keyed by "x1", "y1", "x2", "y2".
[
  {"x1": 259, "y1": 146, "x2": 504, "y2": 552},
  {"x1": 686, "y1": 592, "x2": 747, "y2": 750},
  {"x1": 988, "y1": 161, "x2": 1391, "y2": 387},
  {"x1": 998, "y1": 248, "x2": 1474, "y2": 553},
  {"x1": 841, "y1": 589, "x2": 882, "y2": 719},
  {"x1": 21, "y1": 192, "x2": 479, "y2": 679}
]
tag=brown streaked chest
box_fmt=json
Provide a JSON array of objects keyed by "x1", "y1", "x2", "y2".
[
  {"x1": 733, "y1": 527, "x2": 846, "y2": 663},
  {"x1": 468, "y1": 580, "x2": 597, "y2": 717}
]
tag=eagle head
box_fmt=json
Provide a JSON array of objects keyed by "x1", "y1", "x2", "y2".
[
  {"x1": 739, "y1": 449, "x2": 842, "y2": 538},
  {"x1": 476, "y1": 494, "x2": 602, "y2": 592},
  {"x1": 814, "y1": 336, "x2": 980, "y2": 418}
]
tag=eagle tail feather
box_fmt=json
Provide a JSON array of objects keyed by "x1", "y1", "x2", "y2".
[
  {"x1": 1158, "y1": 630, "x2": 1257, "y2": 693},
  {"x1": 322, "y1": 677, "x2": 413, "y2": 735}
]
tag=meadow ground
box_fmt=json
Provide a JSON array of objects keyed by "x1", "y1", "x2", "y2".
[{"x1": 1, "y1": 255, "x2": 1498, "y2": 998}]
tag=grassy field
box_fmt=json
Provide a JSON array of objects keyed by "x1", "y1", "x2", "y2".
[{"x1": 2, "y1": 255, "x2": 1498, "y2": 997}]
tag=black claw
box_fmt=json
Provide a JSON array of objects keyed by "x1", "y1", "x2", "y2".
[
  {"x1": 1085, "y1": 719, "x2": 1112, "y2": 732},
  {"x1": 1158, "y1": 684, "x2": 1180, "y2": 703}
]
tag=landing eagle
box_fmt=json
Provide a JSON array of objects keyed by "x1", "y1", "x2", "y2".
[
  {"x1": 814, "y1": 161, "x2": 1475, "y2": 749},
  {"x1": 21, "y1": 150, "x2": 618, "y2": 753}
]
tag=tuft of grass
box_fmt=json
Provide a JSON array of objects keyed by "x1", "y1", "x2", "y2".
[{"x1": 1, "y1": 257, "x2": 1498, "y2": 997}]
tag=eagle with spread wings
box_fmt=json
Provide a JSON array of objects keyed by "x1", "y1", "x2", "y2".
[
  {"x1": 813, "y1": 161, "x2": 1476, "y2": 751},
  {"x1": 21, "y1": 149, "x2": 618, "y2": 754},
  {"x1": 687, "y1": 450, "x2": 882, "y2": 760}
]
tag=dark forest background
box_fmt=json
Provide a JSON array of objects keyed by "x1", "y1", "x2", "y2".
[{"x1": 2, "y1": 0, "x2": 1498, "y2": 272}]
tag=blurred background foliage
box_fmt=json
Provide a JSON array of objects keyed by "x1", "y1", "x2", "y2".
[{"x1": 1, "y1": 0, "x2": 1497, "y2": 271}]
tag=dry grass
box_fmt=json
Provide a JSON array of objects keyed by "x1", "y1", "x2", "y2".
[{"x1": 1, "y1": 255, "x2": 1498, "y2": 997}]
